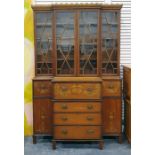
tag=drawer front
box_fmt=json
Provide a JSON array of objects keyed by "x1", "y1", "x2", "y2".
[
  {"x1": 54, "y1": 113, "x2": 101, "y2": 125},
  {"x1": 33, "y1": 81, "x2": 51, "y2": 96},
  {"x1": 54, "y1": 102, "x2": 101, "y2": 112},
  {"x1": 102, "y1": 80, "x2": 121, "y2": 96},
  {"x1": 53, "y1": 83, "x2": 101, "y2": 99},
  {"x1": 54, "y1": 126, "x2": 101, "y2": 139}
]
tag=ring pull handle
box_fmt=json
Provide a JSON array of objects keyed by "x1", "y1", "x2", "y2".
[
  {"x1": 61, "y1": 86, "x2": 68, "y2": 92},
  {"x1": 87, "y1": 129, "x2": 95, "y2": 134},
  {"x1": 61, "y1": 104, "x2": 68, "y2": 109},
  {"x1": 108, "y1": 83, "x2": 114, "y2": 89},
  {"x1": 61, "y1": 129, "x2": 68, "y2": 135},
  {"x1": 87, "y1": 87, "x2": 93, "y2": 92},
  {"x1": 61, "y1": 116, "x2": 68, "y2": 121},
  {"x1": 87, "y1": 105, "x2": 93, "y2": 110},
  {"x1": 87, "y1": 116, "x2": 94, "y2": 121}
]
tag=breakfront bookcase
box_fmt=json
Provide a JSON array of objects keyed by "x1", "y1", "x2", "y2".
[{"x1": 32, "y1": 3, "x2": 122, "y2": 149}]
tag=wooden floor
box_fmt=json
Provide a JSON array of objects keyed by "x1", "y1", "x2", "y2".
[{"x1": 24, "y1": 136, "x2": 131, "y2": 155}]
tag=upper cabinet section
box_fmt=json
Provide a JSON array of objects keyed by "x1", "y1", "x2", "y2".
[
  {"x1": 101, "y1": 11, "x2": 119, "y2": 75},
  {"x1": 35, "y1": 12, "x2": 53, "y2": 75},
  {"x1": 79, "y1": 11, "x2": 98, "y2": 75},
  {"x1": 32, "y1": 4, "x2": 122, "y2": 76},
  {"x1": 56, "y1": 11, "x2": 75, "y2": 75}
]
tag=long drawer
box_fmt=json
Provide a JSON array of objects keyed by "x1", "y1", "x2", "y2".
[
  {"x1": 54, "y1": 126, "x2": 101, "y2": 139},
  {"x1": 54, "y1": 113, "x2": 101, "y2": 125},
  {"x1": 53, "y1": 83, "x2": 101, "y2": 99},
  {"x1": 53, "y1": 102, "x2": 101, "y2": 112}
]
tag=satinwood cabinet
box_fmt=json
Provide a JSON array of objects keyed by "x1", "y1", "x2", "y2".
[{"x1": 32, "y1": 3, "x2": 122, "y2": 149}]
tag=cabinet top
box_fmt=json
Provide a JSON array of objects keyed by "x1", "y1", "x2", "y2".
[
  {"x1": 123, "y1": 65, "x2": 131, "y2": 70},
  {"x1": 31, "y1": 4, "x2": 123, "y2": 11},
  {"x1": 52, "y1": 77, "x2": 102, "y2": 82}
]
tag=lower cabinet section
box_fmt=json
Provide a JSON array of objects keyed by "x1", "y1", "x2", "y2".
[
  {"x1": 33, "y1": 99, "x2": 52, "y2": 136},
  {"x1": 32, "y1": 76, "x2": 122, "y2": 148},
  {"x1": 103, "y1": 98, "x2": 122, "y2": 140},
  {"x1": 54, "y1": 126, "x2": 101, "y2": 140}
]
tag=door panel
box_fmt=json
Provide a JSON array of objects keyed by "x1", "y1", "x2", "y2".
[
  {"x1": 56, "y1": 11, "x2": 75, "y2": 75},
  {"x1": 33, "y1": 99, "x2": 52, "y2": 134},
  {"x1": 101, "y1": 11, "x2": 119, "y2": 75},
  {"x1": 35, "y1": 12, "x2": 53, "y2": 75},
  {"x1": 79, "y1": 11, "x2": 98, "y2": 75},
  {"x1": 103, "y1": 98, "x2": 121, "y2": 134}
]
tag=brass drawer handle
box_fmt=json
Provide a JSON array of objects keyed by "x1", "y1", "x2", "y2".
[
  {"x1": 40, "y1": 84, "x2": 46, "y2": 89},
  {"x1": 61, "y1": 86, "x2": 68, "y2": 92},
  {"x1": 108, "y1": 83, "x2": 114, "y2": 89},
  {"x1": 61, "y1": 116, "x2": 68, "y2": 121},
  {"x1": 87, "y1": 116, "x2": 94, "y2": 121},
  {"x1": 87, "y1": 105, "x2": 93, "y2": 110},
  {"x1": 61, "y1": 129, "x2": 68, "y2": 135},
  {"x1": 87, "y1": 129, "x2": 95, "y2": 134},
  {"x1": 61, "y1": 104, "x2": 68, "y2": 109},
  {"x1": 87, "y1": 87, "x2": 93, "y2": 92},
  {"x1": 109, "y1": 112, "x2": 114, "y2": 120},
  {"x1": 41, "y1": 116, "x2": 45, "y2": 119}
]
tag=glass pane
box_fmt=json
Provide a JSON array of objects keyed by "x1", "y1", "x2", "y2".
[
  {"x1": 56, "y1": 12, "x2": 75, "y2": 75},
  {"x1": 79, "y1": 11, "x2": 98, "y2": 75},
  {"x1": 35, "y1": 12, "x2": 52, "y2": 75},
  {"x1": 101, "y1": 11, "x2": 118, "y2": 74}
]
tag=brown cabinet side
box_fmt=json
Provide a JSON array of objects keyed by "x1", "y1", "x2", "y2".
[
  {"x1": 102, "y1": 98, "x2": 122, "y2": 135},
  {"x1": 33, "y1": 99, "x2": 52, "y2": 135}
]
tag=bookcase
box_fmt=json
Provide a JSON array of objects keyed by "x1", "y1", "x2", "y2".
[{"x1": 32, "y1": 4, "x2": 122, "y2": 149}]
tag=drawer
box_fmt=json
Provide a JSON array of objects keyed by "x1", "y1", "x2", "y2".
[
  {"x1": 33, "y1": 81, "x2": 51, "y2": 96},
  {"x1": 54, "y1": 113, "x2": 101, "y2": 125},
  {"x1": 53, "y1": 83, "x2": 101, "y2": 99},
  {"x1": 54, "y1": 126, "x2": 101, "y2": 139},
  {"x1": 102, "y1": 80, "x2": 121, "y2": 96},
  {"x1": 54, "y1": 102, "x2": 101, "y2": 112}
]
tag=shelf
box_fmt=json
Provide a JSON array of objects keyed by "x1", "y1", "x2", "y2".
[
  {"x1": 57, "y1": 59, "x2": 74, "y2": 61},
  {"x1": 56, "y1": 37, "x2": 74, "y2": 40},
  {"x1": 80, "y1": 43, "x2": 97, "y2": 46},
  {"x1": 102, "y1": 38, "x2": 117, "y2": 40},
  {"x1": 37, "y1": 61, "x2": 52, "y2": 63},
  {"x1": 102, "y1": 23, "x2": 118, "y2": 25},
  {"x1": 36, "y1": 23, "x2": 52, "y2": 26},
  {"x1": 102, "y1": 61, "x2": 117, "y2": 63},
  {"x1": 36, "y1": 38, "x2": 52, "y2": 41}
]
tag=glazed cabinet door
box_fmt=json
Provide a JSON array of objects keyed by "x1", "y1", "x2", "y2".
[
  {"x1": 101, "y1": 11, "x2": 120, "y2": 75},
  {"x1": 79, "y1": 11, "x2": 98, "y2": 75},
  {"x1": 103, "y1": 98, "x2": 121, "y2": 134},
  {"x1": 33, "y1": 99, "x2": 52, "y2": 134},
  {"x1": 35, "y1": 12, "x2": 53, "y2": 75},
  {"x1": 56, "y1": 11, "x2": 75, "y2": 75}
]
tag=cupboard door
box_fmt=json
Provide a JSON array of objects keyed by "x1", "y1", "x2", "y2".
[
  {"x1": 33, "y1": 99, "x2": 52, "y2": 134},
  {"x1": 79, "y1": 11, "x2": 98, "y2": 75},
  {"x1": 56, "y1": 11, "x2": 75, "y2": 75},
  {"x1": 103, "y1": 98, "x2": 121, "y2": 134},
  {"x1": 35, "y1": 12, "x2": 53, "y2": 75},
  {"x1": 101, "y1": 11, "x2": 119, "y2": 75}
]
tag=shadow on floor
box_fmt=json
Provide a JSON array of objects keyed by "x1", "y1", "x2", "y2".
[{"x1": 24, "y1": 135, "x2": 131, "y2": 155}]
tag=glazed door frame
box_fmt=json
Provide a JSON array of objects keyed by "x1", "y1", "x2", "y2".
[
  {"x1": 77, "y1": 9, "x2": 100, "y2": 76},
  {"x1": 54, "y1": 10, "x2": 77, "y2": 76},
  {"x1": 34, "y1": 11, "x2": 53, "y2": 76},
  {"x1": 33, "y1": 7, "x2": 121, "y2": 77},
  {"x1": 101, "y1": 9, "x2": 120, "y2": 76}
]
